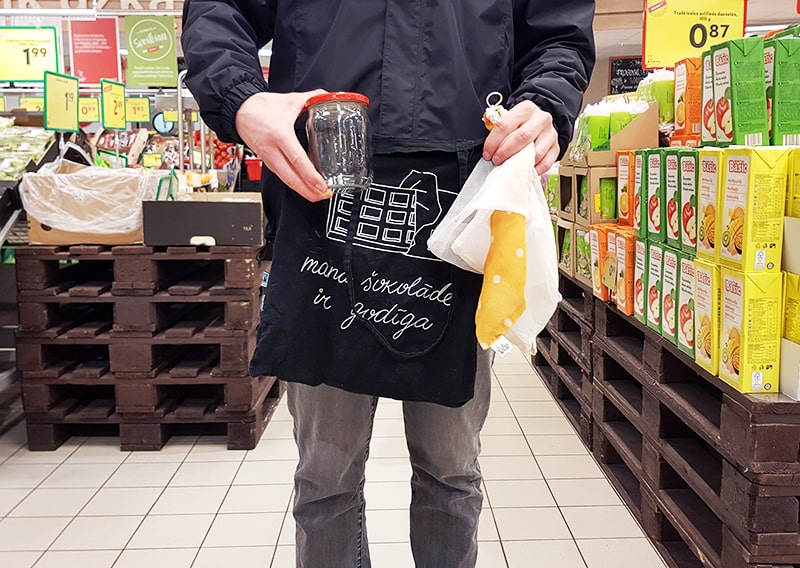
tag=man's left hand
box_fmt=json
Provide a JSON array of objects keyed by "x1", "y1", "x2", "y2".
[{"x1": 482, "y1": 100, "x2": 559, "y2": 176}]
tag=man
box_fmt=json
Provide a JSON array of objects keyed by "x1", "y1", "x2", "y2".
[{"x1": 182, "y1": 2, "x2": 594, "y2": 566}]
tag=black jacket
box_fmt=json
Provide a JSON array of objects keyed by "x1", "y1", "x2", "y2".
[{"x1": 181, "y1": 0, "x2": 595, "y2": 156}]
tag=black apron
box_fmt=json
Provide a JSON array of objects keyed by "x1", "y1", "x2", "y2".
[{"x1": 250, "y1": 149, "x2": 483, "y2": 407}]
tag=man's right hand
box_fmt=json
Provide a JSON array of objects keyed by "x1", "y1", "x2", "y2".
[{"x1": 235, "y1": 90, "x2": 333, "y2": 202}]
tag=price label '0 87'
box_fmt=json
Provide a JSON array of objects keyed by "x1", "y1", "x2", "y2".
[
  {"x1": 100, "y1": 79, "x2": 126, "y2": 130},
  {"x1": 0, "y1": 27, "x2": 60, "y2": 82}
]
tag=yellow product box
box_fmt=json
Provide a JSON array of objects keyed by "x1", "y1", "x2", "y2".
[
  {"x1": 784, "y1": 272, "x2": 800, "y2": 344},
  {"x1": 589, "y1": 225, "x2": 610, "y2": 302},
  {"x1": 719, "y1": 269, "x2": 783, "y2": 393},
  {"x1": 694, "y1": 259, "x2": 720, "y2": 375},
  {"x1": 789, "y1": 147, "x2": 800, "y2": 218},
  {"x1": 719, "y1": 147, "x2": 790, "y2": 273},
  {"x1": 696, "y1": 148, "x2": 725, "y2": 263},
  {"x1": 615, "y1": 230, "x2": 637, "y2": 316}
]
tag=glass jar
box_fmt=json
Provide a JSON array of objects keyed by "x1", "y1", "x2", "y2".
[{"x1": 305, "y1": 92, "x2": 372, "y2": 194}]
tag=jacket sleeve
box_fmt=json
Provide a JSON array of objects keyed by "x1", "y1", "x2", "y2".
[
  {"x1": 509, "y1": 0, "x2": 596, "y2": 157},
  {"x1": 181, "y1": 0, "x2": 276, "y2": 143}
]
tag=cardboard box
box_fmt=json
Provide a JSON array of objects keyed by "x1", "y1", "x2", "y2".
[
  {"x1": 634, "y1": 239, "x2": 648, "y2": 324},
  {"x1": 646, "y1": 242, "x2": 664, "y2": 333},
  {"x1": 679, "y1": 149, "x2": 698, "y2": 255},
  {"x1": 712, "y1": 37, "x2": 770, "y2": 147},
  {"x1": 606, "y1": 225, "x2": 618, "y2": 304},
  {"x1": 28, "y1": 218, "x2": 142, "y2": 246},
  {"x1": 694, "y1": 259, "x2": 720, "y2": 375},
  {"x1": 784, "y1": 272, "x2": 800, "y2": 344},
  {"x1": 615, "y1": 229, "x2": 637, "y2": 316},
  {"x1": 143, "y1": 192, "x2": 264, "y2": 247},
  {"x1": 696, "y1": 148, "x2": 725, "y2": 263},
  {"x1": 634, "y1": 149, "x2": 647, "y2": 240},
  {"x1": 664, "y1": 149, "x2": 682, "y2": 249},
  {"x1": 575, "y1": 226, "x2": 592, "y2": 288},
  {"x1": 674, "y1": 57, "x2": 702, "y2": 137},
  {"x1": 617, "y1": 151, "x2": 635, "y2": 227},
  {"x1": 701, "y1": 50, "x2": 717, "y2": 145},
  {"x1": 646, "y1": 149, "x2": 666, "y2": 243},
  {"x1": 661, "y1": 247, "x2": 680, "y2": 346},
  {"x1": 556, "y1": 218, "x2": 575, "y2": 278},
  {"x1": 589, "y1": 224, "x2": 610, "y2": 301},
  {"x1": 718, "y1": 147, "x2": 790, "y2": 273},
  {"x1": 719, "y1": 269, "x2": 783, "y2": 393},
  {"x1": 677, "y1": 253, "x2": 696, "y2": 357},
  {"x1": 574, "y1": 166, "x2": 618, "y2": 227},
  {"x1": 771, "y1": 37, "x2": 800, "y2": 146},
  {"x1": 558, "y1": 164, "x2": 575, "y2": 221},
  {"x1": 780, "y1": 338, "x2": 800, "y2": 401}
]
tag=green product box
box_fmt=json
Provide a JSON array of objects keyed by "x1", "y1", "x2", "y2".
[
  {"x1": 664, "y1": 148, "x2": 682, "y2": 250},
  {"x1": 701, "y1": 50, "x2": 717, "y2": 145},
  {"x1": 646, "y1": 241, "x2": 664, "y2": 333},
  {"x1": 677, "y1": 251, "x2": 696, "y2": 358},
  {"x1": 633, "y1": 239, "x2": 648, "y2": 325},
  {"x1": 634, "y1": 149, "x2": 648, "y2": 240},
  {"x1": 545, "y1": 170, "x2": 560, "y2": 214},
  {"x1": 646, "y1": 149, "x2": 666, "y2": 243},
  {"x1": 661, "y1": 246, "x2": 680, "y2": 346},
  {"x1": 712, "y1": 37, "x2": 769, "y2": 147},
  {"x1": 770, "y1": 37, "x2": 800, "y2": 146},
  {"x1": 679, "y1": 148, "x2": 698, "y2": 255}
]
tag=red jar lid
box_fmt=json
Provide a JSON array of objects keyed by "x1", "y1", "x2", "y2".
[{"x1": 304, "y1": 91, "x2": 370, "y2": 110}]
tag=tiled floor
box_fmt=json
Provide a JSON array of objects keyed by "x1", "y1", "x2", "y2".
[{"x1": 0, "y1": 350, "x2": 668, "y2": 567}]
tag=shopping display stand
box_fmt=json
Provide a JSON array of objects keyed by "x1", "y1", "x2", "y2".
[
  {"x1": 536, "y1": 271, "x2": 800, "y2": 568},
  {"x1": 13, "y1": 244, "x2": 282, "y2": 450}
]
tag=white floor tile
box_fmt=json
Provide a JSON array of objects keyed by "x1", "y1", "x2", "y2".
[
  {"x1": 487, "y1": 400, "x2": 515, "y2": 418},
  {"x1": 168, "y1": 461, "x2": 240, "y2": 487},
  {"x1": 525, "y1": 435, "x2": 589, "y2": 456},
  {"x1": 372, "y1": 419, "x2": 406, "y2": 438},
  {"x1": 365, "y1": 458, "x2": 412, "y2": 483},
  {"x1": 561, "y1": 506, "x2": 646, "y2": 539},
  {"x1": 194, "y1": 546, "x2": 274, "y2": 568},
  {"x1": 203, "y1": 513, "x2": 284, "y2": 547},
  {"x1": 261, "y1": 421, "x2": 294, "y2": 440},
  {"x1": 51, "y1": 516, "x2": 142, "y2": 551},
  {"x1": 365, "y1": 509, "x2": 409, "y2": 543},
  {"x1": 269, "y1": 400, "x2": 293, "y2": 421},
  {"x1": 65, "y1": 438, "x2": 129, "y2": 464},
  {"x1": 35, "y1": 550, "x2": 120, "y2": 568},
  {"x1": 150, "y1": 486, "x2": 228, "y2": 515},
  {"x1": 234, "y1": 460, "x2": 298, "y2": 485},
  {"x1": 374, "y1": 400, "x2": 404, "y2": 420},
  {"x1": 104, "y1": 463, "x2": 179, "y2": 488},
  {"x1": 476, "y1": 540, "x2": 507, "y2": 568},
  {"x1": 270, "y1": 545, "x2": 295, "y2": 568},
  {"x1": 478, "y1": 508, "x2": 499, "y2": 541},
  {"x1": 485, "y1": 479, "x2": 556, "y2": 508},
  {"x1": 277, "y1": 511, "x2": 295, "y2": 546},
  {"x1": 577, "y1": 538, "x2": 668, "y2": 568},
  {"x1": 2, "y1": 439, "x2": 84, "y2": 465},
  {"x1": 9, "y1": 488, "x2": 95, "y2": 517},
  {"x1": 369, "y1": 542, "x2": 415, "y2": 567},
  {"x1": 39, "y1": 463, "x2": 118, "y2": 489},
  {"x1": 493, "y1": 508, "x2": 572, "y2": 541},
  {"x1": 80, "y1": 487, "x2": 162, "y2": 517},
  {"x1": 364, "y1": 481, "x2": 411, "y2": 511},
  {"x1": 504, "y1": 539, "x2": 586, "y2": 568},
  {"x1": 509, "y1": 400, "x2": 564, "y2": 417},
  {"x1": 127, "y1": 514, "x2": 213, "y2": 549},
  {"x1": 518, "y1": 417, "x2": 577, "y2": 436},
  {"x1": 535, "y1": 455, "x2": 604, "y2": 480},
  {"x1": 246, "y1": 439, "x2": 299, "y2": 461},
  {"x1": 0, "y1": 517, "x2": 71, "y2": 551},
  {"x1": 114, "y1": 547, "x2": 197, "y2": 568},
  {"x1": 123, "y1": 437, "x2": 197, "y2": 464},
  {"x1": 0, "y1": 464, "x2": 59, "y2": 489},
  {"x1": 492, "y1": 363, "x2": 534, "y2": 374},
  {"x1": 496, "y1": 374, "x2": 544, "y2": 388},
  {"x1": 481, "y1": 417, "x2": 524, "y2": 436},
  {"x1": 502, "y1": 388, "x2": 554, "y2": 402},
  {"x1": 479, "y1": 456, "x2": 542, "y2": 480},
  {"x1": 0, "y1": 489, "x2": 29, "y2": 517},
  {"x1": 479, "y1": 435, "x2": 532, "y2": 457},
  {"x1": 368, "y1": 437, "x2": 409, "y2": 459},
  {"x1": 220, "y1": 484, "x2": 293, "y2": 514},
  {"x1": 548, "y1": 478, "x2": 624, "y2": 507},
  {"x1": 0, "y1": 550, "x2": 41, "y2": 568},
  {"x1": 184, "y1": 437, "x2": 247, "y2": 462},
  {"x1": 0, "y1": 444, "x2": 22, "y2": 463}
]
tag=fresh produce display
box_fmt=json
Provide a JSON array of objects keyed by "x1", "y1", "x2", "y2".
[{"x1": 193, "y1": 130, "x2": 236, "y2": 170}]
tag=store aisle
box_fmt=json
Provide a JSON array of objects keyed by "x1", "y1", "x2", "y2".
[{"x1": 0, "y1": 350, "x2": 667, "y2": 568}]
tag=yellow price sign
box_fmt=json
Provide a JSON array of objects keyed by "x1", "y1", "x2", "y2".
[
  {"x1": 19, "y1": 96, "x2": 44, "y2": 112},
  {"x1": 643, "y1": 0, "x2": 746, "y2": 69},
  {"x1": 0, "y1": 27, "x2": 60, "y2": 82},
  {"x1": 0, "y1": 97, "x2": 5, "y2": 112},
  {"x1": 142, "y1": 153, "x2": 162, "y2": 168},
  {"x1": 162, "y1": 110, "x2": 198, "y2": 123},
  {"x1": 100, "y1": 79, "x2": 126, "y2": 130},
  {"x1": 125, "y1": 97, "x2": 151, "y2": 123},
  {"x1": 79, "y1": 97, "x2": 100, "y2": 123},
  {"x1": 44, "y1": 71, "x2": 79, "y2": 132}
]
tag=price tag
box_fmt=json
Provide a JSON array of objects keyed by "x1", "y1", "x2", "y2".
[
  {"x1": 79, "y1": 97, "x2": 100, "y2": 123},
  {"x1": 0, "y1": 26, "x2": 60, "y2": 82},
  {"x1": 0, "y1": 97, "x2": 5, "y2": 112},
  {"x1": 125, "y1": 97, "x2": 151, "y2": 123},
  {"x1": 162, "y1": 110, "x2": 178, "y2": 122},
  {"x1": 142, "y1": 153, "x2": 162, "y2": 168},
  {"x1": 643, "y1": 0, "x2": 746, "y2": 69},
  {"x1": 43, "y1": 71, "x2": 79, "y2": 132},
  {"x1": 100, "y1": 78, "x2": 126, "y2": 130},
  {"x1": 19, "y1": 96, "x2": 44, "y2": 112}
]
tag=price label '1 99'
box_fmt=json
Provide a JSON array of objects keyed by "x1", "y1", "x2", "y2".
[{"x1": 0, "y1": 27, "x2": 60, "y2": 82}]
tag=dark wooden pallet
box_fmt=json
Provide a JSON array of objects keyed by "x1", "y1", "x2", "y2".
[{"x1": 557, "y1": 274, "x2": 594, "y2": 331}]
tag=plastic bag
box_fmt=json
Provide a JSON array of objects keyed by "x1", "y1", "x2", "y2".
[
  {"x1": 428, "y1": 144, "x2": 561, "y2": 354},
  {"x1": 19, "y1": 159, "x2": 166, "y2": 234}
]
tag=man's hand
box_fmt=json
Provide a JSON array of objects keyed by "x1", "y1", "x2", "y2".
[
  {"x1": 235, "y1": 90, "x2": 333, "y2": 202},
  {"x1": 482, "y1": 100, "x2": 559, "y2": 176}
]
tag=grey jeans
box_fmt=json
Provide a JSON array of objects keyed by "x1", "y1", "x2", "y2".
[{"x1": 286, "y1": 348, "x2": 492, "y2": 568}]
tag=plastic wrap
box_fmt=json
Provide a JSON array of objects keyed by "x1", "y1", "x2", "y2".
[{"x1": 19, "y1": 159, "x2": 166, "y2": 234}]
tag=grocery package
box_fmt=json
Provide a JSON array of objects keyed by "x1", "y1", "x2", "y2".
[
  {"x1": 577, "y1": 170, "x2": 589, "y2": 220},
  {"x1": 701, "y1": 51, "x2": 717, "y2": 145},
  {"x1": 694, "y1": 259, "x2": 721, "y2": 375},
  {"x1": 637, "y1": 69, "x2": 675, "y2": 132},
  {"x1": 617, "y1": 151, "x2": 635, "y2": 226},
  {"x1": 558, "y1": 164, "x2": 575, "y2": 220},
  {"x1": 661, "y1": 247, "x2": 680, "y2": 345},
  {"x1": 577, "y1": 103, "x2": 611, "y2": 151},
  {"x1": 590, "y1": 224, "x2": 610, "y2": 301},
  {"x1": 785, "y1": 272, "x2": 800, "y2": 344},
  {"x1": 646, "y1": 148, "x2": 665, "y2": 243},
  {"x1": 718, "y1": 147, "x2": 790, "y2": 273},
  {"x1": 664, "y1": 149, "x2": 682, "y2": 249},
  {"x1": 674, "y1": 57, "x2": 702, "y2": 137},
  {"x1": 575, "y1": 227, "x2": 592, "y2": 287},
  {"x1": 93, "y1": 129, "x2": 149, "y2": 165},
  {"x1": 634, "y1": 239, "x2": 648, "y2": 324},
  {"x1": 719, "y1": 269, "x2": 782, "y2": 393},
  {"x1": 791, "y1": 148, "x2": 800, "y2": 218},
  {"x1": 647, "y1": 241, "x2": 664, "y2": 332},
  {"x1": 544, "y1": 164, "x2": 560, "y2": 215},
  {"x1": 677, "y1": 253, "x2": 696, "y2": 357},
  {"x1": 558, "y1": 220, "x2": 574, "y2": 276},
  {"x1": 679, "y1": 148, "x2": 698, "y2": 254},
  {"x1": 696, "y1": 148, "x2": 725, "y2": 262},
  {"x1": 615, "y1": 229, "x2": 636, "y2": 316},
  {"x1": 0, "y1": 126, "x2": 55, "y2": 180},
  {"x1": 769, "y1": 37, "x2": 800, "y2": 146},
  {"x1": 634, "y1": 149, "x2": 647, "y2": 239}
]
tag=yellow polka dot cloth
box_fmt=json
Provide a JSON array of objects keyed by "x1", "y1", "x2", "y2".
[{"x1": 475, "y1": 210, "x2": 527, "y2": 349}]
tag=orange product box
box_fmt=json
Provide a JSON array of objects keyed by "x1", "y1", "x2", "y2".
[
  {"x1": 617, "y1": 151, "x2": 635, "y2": 227},
  {"x1": 589, "y1": 224, "x2": 610, "y2": 302},
  {"x1": 606, "y1": 225, "x2": 618, "y2": 304},
  {"x1": 669, "y1": 134, "x2": 701, "y2": 147},
  {"x1": 675, "y1": 57, "x2": 703, "y2": 137},
  {"x1": 615, "y1": 230, "x2": 637, "y2": 316}
]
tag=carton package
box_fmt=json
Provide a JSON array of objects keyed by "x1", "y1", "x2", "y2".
[
  {"x1": 694, "y1": 259, "x2": 721, "y2": 375},
  {"x1": 679, "y1": 149, "x2": 698, "y2": 255},
  {"x1": 674, "y1": 57, "x2": 702, "y2": 137},
  {"x1": 544, "y1": 166, "x2": 560, "y2": 215},
  {"x1": 556, "y1": 218, "x2": 575, "y2": 277},
  {"x1": 615, "y1": 229, "x2": 636, "y2": 316},
  {"x1": 634, "y1": 239, "x2": 648, "y2": 324},
  {"x1": 719, "y1": 269, "x2": 783, "y2": 393},
  {"x1": 589, "y1": 224, "x2": 610, "y2": 302},
  {"x1": 784, "y1": 272, "x2": 800, "y2": 344},
  {"x1": 765, "y1": 39, "x2": 775, "y2": 142},
  {"x1": 780, "y1": 338, "x2": 800, "y2": 401},
  {"x1": 669, "y1": 134, "x2": 701, "y2": 148},
  {"x1": 606, "y1": 226, "x2": 618, "y2": 304},
  {"x1": 575, "y1": 227, "x2": 592, "y2": 287},
  {"x1": 718, "y1": 147, "x2": 790, "y2": 273},
  {"x1": 785, "y1": 217, "x2": 800, "y2": 274},
  {"x1": 574, "y1": 166, "x2": 618, "y2": 227},
  {"x1": 770, "y1": 37, "x2": 800, "y2": 146},
  {"x1": 661, "y1": 247, "x2": 680, "y2": 346},
  {"x1": 646, "y1": 149, "x2": 665, "y2": 243},
  {"x1": 712, "y1": 37, "x2": 770, "y2": 147},
  {"x1": 790, "y1": 148, "x2": 800, "y2": 218},
  {"x1": 664, "y1": 149, "x2": 682, "y2": 249},
  {"x1": 647, "y1": 242, "x2": 664, "y2": 333},
  {"x1": 634, "y1": 149, "x2": 647, "y2": 240},
  {"x1": 701, "y1": 51, "x2": 717, "y2": 145},
  {"x1": 696, "y1": 148, "x2": 725, "y2": 263},
  {"x1": 677, "y1": 253, "x2": 696, "y2": 357},
  {"x1": 558, "y1": 164, "x2": 575, "y2": 221},
  {"x1": 617, "y1": 151, "x2": 635, "y2": 226}
]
